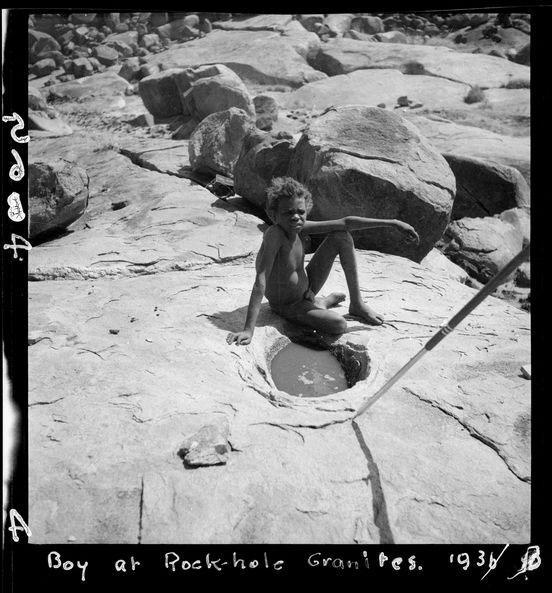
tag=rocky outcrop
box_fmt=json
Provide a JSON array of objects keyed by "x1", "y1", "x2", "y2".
[
  {"x1": 350, "y1": 15, "x2": 384, "y2": 35},
  {"x1": 280, "y1": 20, "x2": 321, "y2": 62},
  {"x1": 138, "y1": 68, "x2": 187, "y2": 118},
  {"x1": 139, "y1": 64, "x2": 254, "y2": 121},
  {"x1": 483, "y1": 88, "x2": 530, "y2": 119},
  {"x1": 288, "y1": 105, "x2": 456, "y2": 261},
  {"x1": 376, "y1": 30, "x2": 408, "y2": 43},
  {"x1": 183, "y1": 69, "x2": 255, "y2": 121},
  {"x1": 27, "y1": 133, "x2": 262, "y2": 279},
  {"x1": 28, "y1": 87, "x2": 73, "y2": 137},
  {"x1": 298, "y1": 14, "x2": 325, "y2": 32},
  {"x1": 442, "y1": 216, "x2": 524, "y2": 282},
  {"x1": 29, "y1": 29, "x2": 61, "y2": 63},
  {"x1": 153, "y1": 16, "x2": 201, "y2": 41},
  {"x1": 29, "y1": 159, "x2": 89, "y2": 240},
  {"x1": 118, "y1": 57, "x2": 141, "y2": 81},
  {"x1": 92, "y1": 44, "x2": 119, "y2": 66},
  {"x1": 46, "y1": 70, "x2": 131, "y2": 101},
  {"x1": 311, "y1": 38, "x2": 530, "y2": 88},
  {"x1": 234, "y1": 130, "x2": 296, "y2": 208},
  {"x1": 444, "y1": 155, "x2": 530, "y2": 219},
  {"x1": 189, "y1": 107, "x2": 254, "y2": 177},
  {"x1": 213, "y1": 14, "x2": 293, "y2": 32},
  {"x1": 283, "y1": 69, "x2": 470, "y2": 112},
  {"x1": 324, "y1": 14, "x2": 355, "y2": 37},
  {"x1": 26, "y1": 11, "x2": 531, "y2": 547},
  {"x1": 147, "y1": 30, "x2": 327, "y2": 87},
  {"x1": 27, "y1": 123, "x2": 530, "y2": 545},
  {"x1": 30, "y1": 58, "x2": 58, "y2": 77},
  {"x1": 514, "y1": 42, "x2": 530, "y2": 65},
  {"x1": 421, "y1": 248, "x2": 469, "y2": 283},
  {"x1": 71, "y1": 57, "x2": 94, "y2": 78},
  {"x1": 403, "y1": 115, "x2": 530, "y2": 184},
  {"x1": 253, "y1": 94, "x2": 278, "y2": 131},
  {"x1": 498, "y1": 207, "x2": 530, "y2": 246}
]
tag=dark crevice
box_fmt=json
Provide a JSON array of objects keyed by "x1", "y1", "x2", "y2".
[
  {"x1": 351, "y1": 420, "x2": 395, "y2": 544},
  {"x1": 137, "y1": 476, "x2": 144, "y2": 544},
  {"x1": 118, "y1": 147, "x2": 208, "y2": 185},
  {"x1": 454, "y1": 181, "x2": 492, "y2": 217}
]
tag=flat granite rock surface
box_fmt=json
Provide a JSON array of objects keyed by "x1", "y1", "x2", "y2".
[
  {"x1": 147, "y1": 29, "x2": 327, "y2": 88},
  {"x1": 283, "y1": 69, "x2": 471, "y2": 112},
  {"x1": 28, "y1": 132, "x2": 530, "y2": 544},
  {"x1": 313, "y1": 38, "x2": 530, "y2": 88},
  {"x1": 25, "y1": 15, "x2": 532, "y2": 544}
]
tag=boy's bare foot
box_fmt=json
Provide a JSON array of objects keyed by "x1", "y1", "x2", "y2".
[
  {"x1": 317, "y1": 292, "x2": 347, "y2": 309},
  {"x1": 349, "y1": 302, "x2": 384, "y2": 325}
]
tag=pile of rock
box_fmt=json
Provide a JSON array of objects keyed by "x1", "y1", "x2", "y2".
[
  {"x1": 236, "y1": 105, "x2": 457, "y2": 262},
  {"x1": 28, "y1": 11, "x2": 531, "y2": 302},
  {"x1": 29, "y1": 158, "x2": 89, "y2": 241},
  {"x1": 290, "y1": 12, "x2": 529, "y2": 63},
  {"x1": 293, "y1": 12, "x2": 530, "y2": 41},
  {"x1": 28, "y1": 86, "x2": 72, "y2": 136},
  {"x1": 29, "y1": 12, "x2": 217, "y2": 84},
  {"x1": 434, "y1": 152, "x2": 531, "y2": 293},
  {"x1": 136, "y1": 63, "x2": 279, "y2": 146},
  {"x1": 231, "y1": 104, "x2": 530, "y2": 293}
]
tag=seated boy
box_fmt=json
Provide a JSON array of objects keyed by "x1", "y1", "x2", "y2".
[{"x1": 227, "y1": 177, "x2": 419, "y2": 345}]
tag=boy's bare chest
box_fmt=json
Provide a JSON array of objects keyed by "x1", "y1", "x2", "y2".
[{"x1": 276, "y1": 235, "x2": 305, "y2": 270}]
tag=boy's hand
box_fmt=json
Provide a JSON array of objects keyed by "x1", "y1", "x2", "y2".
[
  {"x1": 394, "y1": 221, "x2": 420, "y2": 244},
  {"x1": 226, "y1": 330, "x2": 253, "y2": 346}
]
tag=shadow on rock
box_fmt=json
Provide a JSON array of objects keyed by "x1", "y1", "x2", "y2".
[
  {"x1": 31, "y1": 226, "x2": 76, "y2": 246},
  {"x1": 210, "y1": 195, "x2": 271, "y2": 229},
  {"x1": 209, "y1": 303, "x2": 377, "y2": 338},
  {"x1": 208, "y1": 303, "x2": 277, "y2": 334}
]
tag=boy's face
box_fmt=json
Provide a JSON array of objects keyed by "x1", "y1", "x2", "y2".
[{"x1": 274, "y1": 196, "x2": 307, "y2": 234}]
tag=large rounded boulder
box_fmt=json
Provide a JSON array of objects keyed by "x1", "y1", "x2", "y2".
[
  {"x1": 138, "y1": 64, "x2": 254, "y2": 122},
  {"x1": 182, "y1": 68, "x2": 255, "y2": 122},
  {"x1": 29, "y1": 159, "x2": 89, "y2": 240},
  {"x1": 234, "y1": 130, "x2": 296, "y2": 207},
  {"x1": 444, "y1": 154, "x2": 530, "y2": 220},
  {"x1": 288, "y1": 105, "x2": 456, "y2": 261},
  {"x1": 138, "y1": 67, "x2": 186, "y2": 118},
  {"x1": 188, "y1": 107, "x2": 255, "y2": 177},
  {"x1": 442, "y1": 216, "x2": 524, "y2": 283}
]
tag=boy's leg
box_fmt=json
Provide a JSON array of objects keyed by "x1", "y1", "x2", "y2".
[
  {"x1": 306, "y1": 231, "x2": 384, "y2": 325},
  {"x1": 276, "y1": 299, "x2": 348, "y2": 335}
]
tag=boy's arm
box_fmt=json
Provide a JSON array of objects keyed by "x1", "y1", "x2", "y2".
[
  {"x1": 226, "y1": 227, "x2": 281, "y2": 346},
  {"x1": 303, "y1": 216, "x2": 419, "y2": 243}
]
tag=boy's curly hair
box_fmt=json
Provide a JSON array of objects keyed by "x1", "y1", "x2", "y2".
[{"x1": 265, "y1": 177, "x2": 313, "y2": 220}]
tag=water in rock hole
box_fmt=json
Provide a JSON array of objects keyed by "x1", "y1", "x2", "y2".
[{"x1": 270, "y1": 342, "x2": 348, "y2": 397}]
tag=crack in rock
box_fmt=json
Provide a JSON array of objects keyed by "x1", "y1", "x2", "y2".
[
  {"x1": 250, "y1": 421, "x2": 306, "y2": 443},
  {"x1": 265, "y1": 417, "x2": 354, "y2": 431},
  {"x1": 456, "y1": 181, "x2": 492, "y2": 216},
  {"x1": 118, "y1": 147, "x2": 205, "y2": 185},
  {"x1": 138, "y1": 476, "x2": 144, "y2": 544},
  {"x1": 29, "y1": 397, "x2": 65, "y2": 407},
  {"x1": 295, "y1": 507, "x2": 328, "y2": 517},
  {"x1": 351, "y1": 420, "x2": 395, "y2": 544},
  {"x1": 322, "y1": 146, "x2": 454, "y2": 195},
  {"x1": 403, "y1": 387, "x2": 530, "y2": 483},
  {"x1": 420, "y1": 68, "x2": 475, "y2": 89},
  {"x1": 29, "y1": 255, "x2": 254, "y2": 281},
  {"x1": 28, "y1": 336, "x2": 53, "y2": 346}
]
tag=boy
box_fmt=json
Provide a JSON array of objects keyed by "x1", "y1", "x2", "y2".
[{"x1": 227, "y1": 177, "x2": 419, "y2": 345}]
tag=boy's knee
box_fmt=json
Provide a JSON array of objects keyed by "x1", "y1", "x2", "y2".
[
  {"x1": 327, "y1": 316, "x2": 347, "y2": 334},
  {"x1": 328, "y1": 230, "x2": 353, "y2": 246}
]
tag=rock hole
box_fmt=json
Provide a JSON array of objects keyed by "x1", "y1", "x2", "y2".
[{"x1": 269, "y1": 337, "x2": 370, "y2": 398}]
